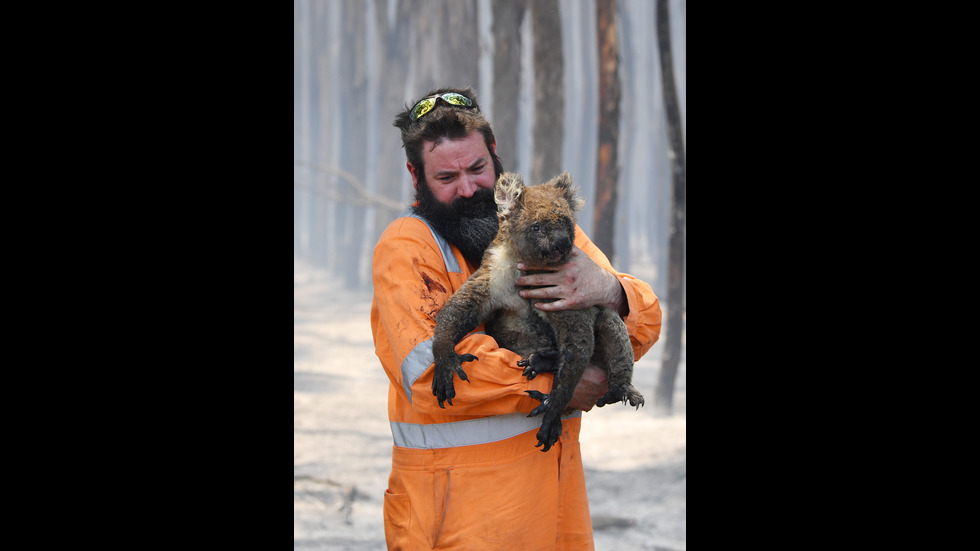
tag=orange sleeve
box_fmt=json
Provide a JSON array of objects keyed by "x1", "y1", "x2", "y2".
[
  {"x1": 372, "y1": 217, "x2": 553, "y2": 418},
  {"x1": 574, "y1": 225, "x2": 663, "y2": 361}
]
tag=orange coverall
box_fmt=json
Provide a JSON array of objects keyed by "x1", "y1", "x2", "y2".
[{"x1": 371, "y1": 211, "x2": 662, "y2": 550}]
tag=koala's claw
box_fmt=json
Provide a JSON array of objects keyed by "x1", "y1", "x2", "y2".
[
  {"x1": 517, "y1": 358, "x2": 537, "y2": 379},
  {"x1": 525, "y1": 389, "x2": 562, "y2": 451},
  {"x1": 432, "y1": 380, "x2": 455, "y2": 408},
  {"x1": 596, "y1": 385, "x2": 645, "y2": 409},
  {"x1": 517, "y1": 348, "x2": 572, "y2": 380},
  {"x1": 432, "y1": 373, "x2": 455, "y2": 408},
  {"x1": 534, "y1": 417, "x2": 562, "y2": 452},
  {"x1": 623, "y1": 385, "x2": 645, "y2": 409},
  {"x1": 525, "y1": 390, "x2": 551, "y2": 417},
  {"x1": 456, "y1": 353, "x2": 477, "y2": 382},
  {"x1": 518, "y1": 349, "x2": 563, "y2": 379},
  {"x1": 432, "y1": 354, "x2": 479, "y2": 408}
]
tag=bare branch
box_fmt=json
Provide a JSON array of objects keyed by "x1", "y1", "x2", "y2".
[{"x1": 294, "y1": 158, "x2": 406, "y2": 212}]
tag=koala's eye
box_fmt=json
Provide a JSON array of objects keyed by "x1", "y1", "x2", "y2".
[{"x1": 532, "y1": 224, "x2": 540, "y2": 232}]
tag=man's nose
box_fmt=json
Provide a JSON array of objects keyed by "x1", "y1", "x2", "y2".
[{"x1": 457, "y1": 176, "x2": 478, "y2": 198}]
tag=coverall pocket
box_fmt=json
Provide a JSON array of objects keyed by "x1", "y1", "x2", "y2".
[
  {"x1": 432, "y1": 453, "x2": 559, "y2": 546},
  {"x1": 383, "y1": 489, "x2": 411, "y2": 550}
]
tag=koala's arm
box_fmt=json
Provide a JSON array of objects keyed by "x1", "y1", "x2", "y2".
[
  {"x1": 372, "y1": 218, "x2": 555, "y2": 417},
  {"x1": 573, "y1": 225, "x2": 663, "y2": 361}
]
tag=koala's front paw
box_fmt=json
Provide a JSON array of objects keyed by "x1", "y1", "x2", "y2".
[
  {"x1": 517, "y1": 349, "x2": 565, "y2": 379},
  {"x1": 432, "y1": 353, "x2": 477, "y2": 408},
  {"x1": 431, "y1": 367, "x2": 456, "y2": 408}
]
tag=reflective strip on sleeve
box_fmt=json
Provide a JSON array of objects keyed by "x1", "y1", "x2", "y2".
[
  {"x1": 400, "y1": 338, "x2": 433, "y2": 404},
  {"x1": 390, "y1": 410, "x2": 583, "y2": 449}
]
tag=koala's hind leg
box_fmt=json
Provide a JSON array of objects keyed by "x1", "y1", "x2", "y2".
[
  {"x1": 593, "y1": 308, "x2": 644, "y2": 409},
  {"x1": 526, "y1": 310, "x2": 594, "y2": 451},
  {"x1": 503, "y1": 308, "x2": 559, "y2": 380},
  {"x1": 524, "y1": 388, "x2": 562, "y2": 452}
]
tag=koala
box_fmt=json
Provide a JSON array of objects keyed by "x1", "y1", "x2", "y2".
[{"x1": 431, "y1": 170, "x2": 644, "y2": 452}]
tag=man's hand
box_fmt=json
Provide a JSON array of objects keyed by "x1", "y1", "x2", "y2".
[
  {"x1": 516, "y1": 247, "x2": 627, "y2": 316},
  {"x1": 567, "y1": 365, "x2": 609, "y2": 412}
]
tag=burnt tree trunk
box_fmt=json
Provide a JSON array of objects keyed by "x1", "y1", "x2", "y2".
[
  {"x1": 592, "y1": 0, "x2": 620, "y2": 261},
  {"x1": 653, "y1": 0, "x2": 686, "y2": 416},
  {"x1": 492, "y1": 0, "x2": 527, "y2": 172},
  {"x1": 371, "y1": 0, "x2": 413, "y2": 248},
  {"x1": 529, "y1": 0, "x2": 564, "y2": 186},
  {"x1": 443, "y1": 0, "x2": 480, "y2": 89},
  {"x1": 336, "y1": 0, "x2": 368, "y2": 289}
]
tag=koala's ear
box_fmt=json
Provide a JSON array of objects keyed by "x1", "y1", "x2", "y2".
[
  {"x1": 555, "y1": 171, "x2": 585, "y2": 212},
  {"x1": 494, "y1": 172, "x2": 525, "y2": 215}
]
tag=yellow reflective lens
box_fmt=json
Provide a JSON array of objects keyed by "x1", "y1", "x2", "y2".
[
  {"x1": 409, "y1": 93, "x2": 474, "y2": 121},
  {"x1": 441, "y1": 93, "x2": 471, "y2": 106},
  {"x1": 410, "y1": 97, "x2": 436, "y2": 120}
]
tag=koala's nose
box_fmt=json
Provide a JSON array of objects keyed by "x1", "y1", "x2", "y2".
[{"x1": 552, "y1": 235, "x2": 572, "y2": 256}]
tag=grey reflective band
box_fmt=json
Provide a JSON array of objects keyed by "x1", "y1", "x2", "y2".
[
  {"x1": 400, "y1": 338, "x2": 433, "y2": 404},
  {"x1": 402, "y1": 209, "x2": 461, "y2": 274},
  {"x1": 390, "y1": 410, "x2": 583, "y2": 449}
]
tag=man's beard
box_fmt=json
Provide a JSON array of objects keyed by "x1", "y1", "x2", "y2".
[{"x1": 412, "y1": 178, "x2": 499, "y2": 266}]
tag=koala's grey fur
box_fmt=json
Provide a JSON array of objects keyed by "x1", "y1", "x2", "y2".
[{"x1": 431, "y1": 171, "x2": 643, "y2": 452}]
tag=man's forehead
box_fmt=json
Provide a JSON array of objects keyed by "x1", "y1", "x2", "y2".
[
  {"x1": 424, "y1": 134, "x2": 488, "y2": 167},
  {"x1": 425, "y1": 132, "x2": 484, "y2": 151}
]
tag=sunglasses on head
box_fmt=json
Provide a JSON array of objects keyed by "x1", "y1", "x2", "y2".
[{"x1": 409, "y1": 92, "x2": 474, "y2": 121}]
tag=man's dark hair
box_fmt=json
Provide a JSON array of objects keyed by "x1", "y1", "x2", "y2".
[{"x1": 393, "y1": 86, "x2": 504, "y2": 182}]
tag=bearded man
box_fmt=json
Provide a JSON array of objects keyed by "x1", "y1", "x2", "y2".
[{"x1": 371, "y1": 86, "x2": 662, "y2": 550}]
